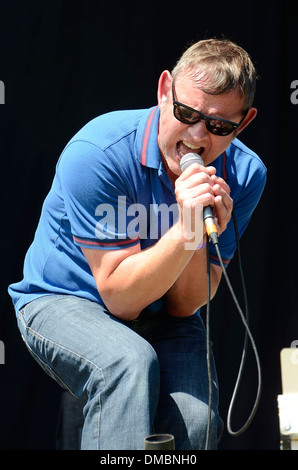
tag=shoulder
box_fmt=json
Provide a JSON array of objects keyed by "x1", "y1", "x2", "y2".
[
  {"x1": 56, "y1": 107, "x2": 156, "y2": 174},
  {"x1": 55, "y1": 109, "x2": 144, "y2": 175},
  {"x1": 224, "y1": 138, "x2": 267, "y2": 194},
  {"x1": 67, "y1": 108, "x2": 148, "y2": 151},
  {"x1": 228, "y1": 138, "x2": 267, "y2": 176}
]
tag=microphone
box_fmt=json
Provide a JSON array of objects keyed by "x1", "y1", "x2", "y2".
[{"x1": 180, "y1": 153, "x2": 219, "y2": 245}]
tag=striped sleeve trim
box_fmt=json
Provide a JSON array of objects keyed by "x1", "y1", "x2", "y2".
[
  {"x1": 209, "y1": 253, "x2": 230, "y2": 268},
  {"x1": 73, "y1": 235, "x2": 140, "y2": 249}
]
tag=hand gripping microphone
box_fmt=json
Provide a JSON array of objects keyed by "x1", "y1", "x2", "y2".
[{"x1": 180, "y1": 153, "x2": 219, "y2": 245}]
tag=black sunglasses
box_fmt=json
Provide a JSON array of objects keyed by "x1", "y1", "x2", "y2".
[{"x1": 172, "y1": 82, "x2": 248, "y2": 136}]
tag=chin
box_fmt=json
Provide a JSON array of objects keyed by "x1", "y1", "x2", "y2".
[{"x1": 161, "y1": 152, "x2": 180, "y2": 179}]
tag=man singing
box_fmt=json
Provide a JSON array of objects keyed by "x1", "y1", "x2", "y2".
[{"x1": 9, "y1": 38, "x2": 266, "y2": 449}]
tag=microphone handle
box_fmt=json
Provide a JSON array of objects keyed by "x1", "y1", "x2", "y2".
[
  {"x1": 179, "y1": 153, "x2": 219, "y2": 245},
  {"x1": 203, "y1": 206, "x2": 218, "y2": 242}
]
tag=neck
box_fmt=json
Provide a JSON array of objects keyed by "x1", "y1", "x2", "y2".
[{"x1": 160, "y1": 153, "x2": 178, "y2": 186}]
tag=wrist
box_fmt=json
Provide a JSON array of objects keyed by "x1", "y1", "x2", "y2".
[{"x1": 172, "y1": 215, "x2": 204, "y2": 251}]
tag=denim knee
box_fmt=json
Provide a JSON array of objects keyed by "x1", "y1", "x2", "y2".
[
  {"x1": 154, "y1": 391, "x2": 222, "y2": 450},
  {"x1": 130, "y1": 339, "x2": 159, "y2": 369},
  {"x1": 117, "y1": 339, "x2": 160, "y2": 394},
  {"x1": 85, "y1": 335, "x2": 160, "y2": 398},
  {"x1": 186, "y1": 399, "x2": 223, "y2": 450}
]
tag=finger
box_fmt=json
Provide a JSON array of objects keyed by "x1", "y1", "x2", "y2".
[
  {"x1": 211, "y1": 174, "x2": 231, "y2": 195},
  {"x1": 177, "y1": 170, "x2": 215, "y2": 194},
  {"x1": 213, "y1": 195, "x2": 232, "y2": 233},
  {"x1": 176, "y1": 184, "x2": 215, "y2": 209},
  {"x1": 213, "y1": 215, "x2": 221, "y2": 236},
  {"x1": 216, "y1": 193, "x2": 233, "y2": 217},
  {"x1": 213, "y1": 183, "x2": 233, "y2": 210},
  {"x1": 179, "y1": 163, "x2": 216, "y2": 182}
]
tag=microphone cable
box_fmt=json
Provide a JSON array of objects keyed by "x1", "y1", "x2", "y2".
[
  {"x1": 204, "y1": 210, "x2": 262, "y2": 449},
  {"x1": 205, "y1": 236, "x2": 212, "y2": 450}
]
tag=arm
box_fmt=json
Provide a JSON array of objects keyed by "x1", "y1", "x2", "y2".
[
  {"x1": 82, "y1": 223, "x2": 195, "y2": 320},
  {"x1": 82, "y1": 163, "x2": 232, "y2": 321},
  {"x1": 164, "y1": 240, "x2": 223, "y2": 317}
]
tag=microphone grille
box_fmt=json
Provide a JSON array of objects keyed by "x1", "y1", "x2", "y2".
[{"x1": 180, "y1": 153, "x2": 204, "y2": 172}]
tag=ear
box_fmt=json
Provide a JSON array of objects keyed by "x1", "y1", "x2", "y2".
[
  {"x1": 236, "y1": 107, "x2": 258, "y2": 135},
  {"x1": 157, "y1": 70, "x2": 172, "y2": 107}
]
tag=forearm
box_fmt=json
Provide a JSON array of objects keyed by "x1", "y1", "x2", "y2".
[
  {"x1": 95, "y1": 223, "x2": 196, "y2": 320},
  {"x1": 165, "y1": 239, "x2": 222, "y2": 317}
]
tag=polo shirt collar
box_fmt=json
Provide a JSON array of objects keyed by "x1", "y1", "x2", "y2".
[{"x1": 135, "y1": 106, "x2": 161, "y2": 169}]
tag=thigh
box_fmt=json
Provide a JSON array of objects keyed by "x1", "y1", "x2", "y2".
[{"x1": 17, "y1": 294, "x2": 155, "y2": 397}]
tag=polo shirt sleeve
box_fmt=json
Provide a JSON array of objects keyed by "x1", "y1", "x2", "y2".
[
  {"x1": 208, "y1": 156, "x2": 267, "y2": 267},
  {"x1": 56, "y1": 140, "x2": 140, "y2": 250}
]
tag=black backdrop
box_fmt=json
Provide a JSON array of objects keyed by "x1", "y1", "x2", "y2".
[{"x1": 1, "y1": 0, "x2": 298, "y2": 451}]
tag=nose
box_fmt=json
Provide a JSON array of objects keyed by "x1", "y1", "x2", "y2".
[{"x1": 188, "y1": 120, "x2": 209, "y2": 140}]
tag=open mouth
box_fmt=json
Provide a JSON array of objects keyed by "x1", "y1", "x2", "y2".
[{"x1": 177, "y1": 140, "x2": 204, "y2": 159}]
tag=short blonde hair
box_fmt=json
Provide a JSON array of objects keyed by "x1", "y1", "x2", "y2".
[{"x1": 171, "y1": 38, "x2": 257, "y2": 110}]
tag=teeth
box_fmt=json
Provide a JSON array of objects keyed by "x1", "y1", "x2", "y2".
[
  {"x1": 178, "y1": 146, "x2": 184, "y2": 158},
  {"x1": 178, "y1": 141, "x2": 203, "y2": 159},
  {"x1": 183, "y1": 141, "x2": 201, "y2": 150}
]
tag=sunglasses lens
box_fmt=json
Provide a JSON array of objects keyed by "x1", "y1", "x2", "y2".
[
  {"x1": 173, "y1": 102, "x2": 237, "y2": 136},
  {"x1": 207, "y1": 119, "x2": 235, "y2": 136},
  {"x1": 174, "y1": 104, "x2": 201, "y2": 124}
]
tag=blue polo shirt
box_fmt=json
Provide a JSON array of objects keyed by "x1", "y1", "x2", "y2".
[{"x1": 8, "y1": 106, "x2": 267, "y2": 313}]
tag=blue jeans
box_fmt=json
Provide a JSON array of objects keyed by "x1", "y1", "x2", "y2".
[{"x1": 17, "y1": 294, "x2": 223, "y2": 450}]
